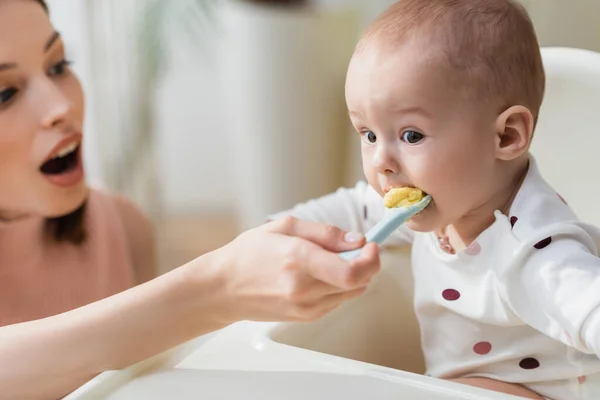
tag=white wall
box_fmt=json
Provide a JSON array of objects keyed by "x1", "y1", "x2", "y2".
[
  {"x1": 153, "y1": 27, "x2": 234, "y2": 215},
  {"x1": 47, "y1": 0, "x2": 600, "y2": 216},
  {"x1": 526, "y1": 0, "x2": 600, "y2": 52},
  {"x1": 155, "y1": 0, "x2": 387, "y2": 215},
  {"x1": 357, "y1": 0, "x2": 600, "y2": 52}
]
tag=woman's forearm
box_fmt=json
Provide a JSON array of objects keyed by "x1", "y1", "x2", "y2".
[
  {"x1": 0, "y1": 218, "x2": 381, "y2": 400},
  {"x1": 0, "y1": 253, "x2": 226, "y2": 400}
]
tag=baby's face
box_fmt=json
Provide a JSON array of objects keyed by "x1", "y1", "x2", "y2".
[{"x1": 346, "y1": 42, "x2": 501, "y2": 232}]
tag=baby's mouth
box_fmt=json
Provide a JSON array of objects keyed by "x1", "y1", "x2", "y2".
[
  {"x1": 384, "y1": 185, "x2": 429, "y2": 197},
  {"x1": 40, "y1": 143, "x2": 80, "y2": 175},
  {"x1": 383, "y1": 186, "x2": 429, "y2": 208}
]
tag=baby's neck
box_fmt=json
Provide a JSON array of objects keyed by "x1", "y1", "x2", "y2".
[{"x1": 444, "y1": 158, "x2": 529, "y2": 252}]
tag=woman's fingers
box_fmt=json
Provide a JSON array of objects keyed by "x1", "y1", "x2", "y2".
[
  {"x1": 211, "y1": 219, "x2": 380, "y2": 324},
  {"x1": 286, "y1": 286, "x2": 369, "y2": 322},
  {"x1": 266, "y1": 216, "x2": 366, "y2": 253},
  {"x1": 301, "y1": 241, "x2": 381, "y2": 291}
]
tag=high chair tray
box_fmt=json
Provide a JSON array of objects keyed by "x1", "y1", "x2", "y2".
[
  {"x1": 77, "y1": 369, "x2": 517, "y2": 400},
  {"x1": 66, "y1": 249, "x2": 522, "y2": 399}
]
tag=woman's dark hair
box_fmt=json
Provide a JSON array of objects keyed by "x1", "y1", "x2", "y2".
[
  {"x1": 33, "y1": 0, "x2": 48, "y2": 12},
  {"x1": 45, "y1": 202, "x2": 87, "y2": 245},
  {"x1": 34, "y1": 0, "x2": 88, "y2": 245}
]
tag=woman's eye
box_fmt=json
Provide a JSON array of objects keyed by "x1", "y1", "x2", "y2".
[
  {"x1": 49, "y1": 60, "x2": 72, "y2": 76},
  {"x1": 364, "y1": 131, "x2": 377, "y2": 144},
  {"x1": 0, "y1": 87, "x2": 18, "y2": 104},
  {"x1": 401, "y1": 130, "x2": 424, "y2": 144}
]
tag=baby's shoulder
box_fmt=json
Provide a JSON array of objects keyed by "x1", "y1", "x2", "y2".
[
  {"x1": 491, "y1": 165, "x2": 600, "y2": 266},
  {"x1": 510, "y1": 190, "x2": 577, "y2": 237},
  {"x1": 494, "y1": 191, "x2": 600, "y2": 271},
  {"x1": 505, "y1": 162, "x2": 596, "y2": 243}
]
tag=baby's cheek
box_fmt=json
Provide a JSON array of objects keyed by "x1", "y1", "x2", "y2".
[
  {"x1": 362, "y1": 166, "x2": 382, "y2": 195},
  {"x1": 367, "y1": 177, "x2": 385, "y2": 198},
  {"x1": 413, "y1": 161, "x2": 451, "y2": 196},
  {"x1": 418, "y1": 168, "x2": 471, "y2": 215}
]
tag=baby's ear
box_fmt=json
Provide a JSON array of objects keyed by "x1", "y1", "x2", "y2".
[{"x1": 494, "y1": 105, "x2": 534, "y2": 161}]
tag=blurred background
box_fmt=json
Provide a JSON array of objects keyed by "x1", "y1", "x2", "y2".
[{"x1": 45, "y1": 0, "x2": 600, "y2": 274}]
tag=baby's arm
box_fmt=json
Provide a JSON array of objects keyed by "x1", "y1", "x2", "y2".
[
  {"x1": 503, "y1": 223, "x2": 600, "y2": 355},
  {"x1": 269, "y1": 181, "x2": 414, "y2": 246}
]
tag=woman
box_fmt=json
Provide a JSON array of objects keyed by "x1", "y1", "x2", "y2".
[{"x1": 0, "y1": 0, "x2": 381, "y2": 398}]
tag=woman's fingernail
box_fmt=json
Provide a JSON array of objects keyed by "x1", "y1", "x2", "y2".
[{"x1": 345, "y1": 232, "x2": 363, "y2": 243}]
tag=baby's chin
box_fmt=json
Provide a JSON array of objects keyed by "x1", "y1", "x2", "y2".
[{"x1": 403, "y1": 203, "x2": 439, "y2": 232}]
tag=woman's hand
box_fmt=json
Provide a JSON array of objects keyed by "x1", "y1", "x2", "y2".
[{"x1": 205, "y1": 216, "x2": 380, "y2": 324}]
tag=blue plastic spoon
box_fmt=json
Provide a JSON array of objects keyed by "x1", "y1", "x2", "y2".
[{"x1": 339, "y1": 195, "x2": 432, "y2": 260}]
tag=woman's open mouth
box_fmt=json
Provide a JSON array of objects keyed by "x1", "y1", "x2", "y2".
[{"x1": 40, "y1": 141, "x2": 84, "y2": 187}]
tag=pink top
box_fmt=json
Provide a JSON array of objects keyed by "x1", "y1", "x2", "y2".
[{"x1": 0, "y1": 189, "x2": 135, "y2": 326}]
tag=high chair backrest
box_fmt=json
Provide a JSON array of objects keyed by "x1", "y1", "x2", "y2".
[{"x1": 531, "y1": 47, "x2": 600, "y2": 227}]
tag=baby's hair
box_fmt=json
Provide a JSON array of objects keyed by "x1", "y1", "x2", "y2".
[{"x1": 357, "y1": 0, "x2": 545, "y2": 123}]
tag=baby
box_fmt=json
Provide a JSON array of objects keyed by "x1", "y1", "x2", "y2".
[{"x1": 270, "y1": 0, "x2": 600, "y2": 399}]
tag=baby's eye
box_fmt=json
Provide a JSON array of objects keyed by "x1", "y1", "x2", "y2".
[
  {"x1": 401, "y1": 130, "x2": 424, "y2": 144},
  {"x1": 363, "y1": 130, "x2": 377, "y2": 144}
]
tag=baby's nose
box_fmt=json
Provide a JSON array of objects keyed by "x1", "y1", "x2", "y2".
[{"x1": 373, "y1": 147, "x2": 400, "y2": 174}]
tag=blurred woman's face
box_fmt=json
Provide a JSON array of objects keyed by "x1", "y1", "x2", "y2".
[{"x1": 0, "y1": 0, "x2": 86, "y2": 220}]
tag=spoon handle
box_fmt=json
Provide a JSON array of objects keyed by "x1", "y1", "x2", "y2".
[{"x1": 339, "y1": 196, "x2": 431, "y2": 261}]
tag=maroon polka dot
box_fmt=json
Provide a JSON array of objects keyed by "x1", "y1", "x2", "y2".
[
  {"x1": 578, "y1": 376, "x2": 587, "y2": 384},
  {"x1": 534, "y1": 237, "x2": 552, "y2": 249},
  {"x1": 473, "y1": 341, "x2": 492, "y2": 355},
  {"x1": 510, "y1": 216, "x2": 518, "y2": 228},
  {"x1": 442, "y1": 289, "x2": 460, "y2": 301},
  {"x1": 519, "y1": 358, "x2": 540, "y2": 370},
  {"x1": 465, "y1": 241, "x2": 481, "y2": 256},
  {"x1": 558, "y1": 193, "x2": 568, "y2": 205}
]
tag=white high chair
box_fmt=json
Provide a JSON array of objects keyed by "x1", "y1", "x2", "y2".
[
  {"x1": 68, "y1": 47, "x2": 600, "y2": 399},
  {"x1": 531, "y1": 47, "x2": 600, "y2": 228}
]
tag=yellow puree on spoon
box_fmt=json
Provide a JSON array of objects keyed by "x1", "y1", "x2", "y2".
[{"x1": 383, "y1": 187, "x2": 425, "y2": 208}]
